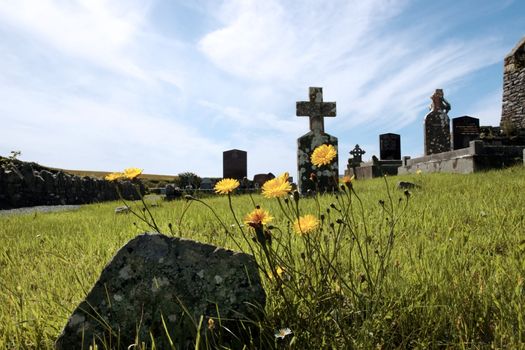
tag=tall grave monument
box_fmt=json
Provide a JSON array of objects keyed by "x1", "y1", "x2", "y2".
[
  {"x1": 424, "y1": 89, "x2": 451, "y2": 155},
  {"x1": 296, "y1": 87, "x2": 338, "y2": 193}
]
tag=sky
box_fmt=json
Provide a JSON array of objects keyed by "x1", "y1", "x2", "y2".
[{"x1": 0, "y1": 0, "x2": 524, "y2": 178}]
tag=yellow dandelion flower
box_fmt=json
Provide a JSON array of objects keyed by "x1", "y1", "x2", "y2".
[
  {"x1": 416, "y1": 169, "x2": 422, "y2": 175},
  {"x1": 105, "y1": 172, "x2": 124, "y2": 181},
  {"x1": 311, "y1": 144, "x2": 337, "y2": 167},
  {"x1": 341, "y1": 175, "x2": 354, "y2": 184},
  {"x1": 261, "y1": 172, "x2": 292, "y2": 198},
  {"x1": 214, "y1": 178, "x2": 240, "y2": 194},
  {"x1": 123, "y1": 167, "x2": 143, "y2": 180},
  {"x1": 276, "y1": 265, "x2": 285, "y2": 278},
  {"x1": 268, "y1": 266, "x2": 285, "y2": 281},
  {"x1": 244, "y1": 208, "x2": 273, "y2": 226},
  {"x1": 293, "y1": 214, "x2": 319, "y2": 235}
]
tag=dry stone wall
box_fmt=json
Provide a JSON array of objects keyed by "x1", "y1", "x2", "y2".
[{"x1": 0, "y1": 157, "x2": 144, "y2": 209}]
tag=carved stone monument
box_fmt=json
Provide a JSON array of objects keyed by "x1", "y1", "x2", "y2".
[
  {"x1": 296, "y1": 87, "x2": 338, "y2": 193},
  {"x1": 452, "y1": 116, "x2": 480, "y2": 150},
  {"x1": 344, "y1": 144, "x2": 365, "y2": 178},
  {"x1": 424, "y1": 89, "x2": 451, "y2": 155},
  {"x1": 223, "y1": 149, "x2": 247, "y2": 180}
]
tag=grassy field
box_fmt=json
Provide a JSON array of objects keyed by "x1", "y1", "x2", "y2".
[{"x1": 1, "y1": 166, "x2": 524, "y2": 349}]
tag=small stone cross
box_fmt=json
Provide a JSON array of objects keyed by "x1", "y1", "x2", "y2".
[
  {"x1": 350, "y1": 144, "x2": 366, "y2": 163},
  {"x1": 296, "y1": 87, "x2": 336, "y2": 133}
]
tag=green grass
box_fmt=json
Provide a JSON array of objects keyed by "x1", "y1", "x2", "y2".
[{"x1": 1, "y1": 166, "x2": 525, "y2": 349}]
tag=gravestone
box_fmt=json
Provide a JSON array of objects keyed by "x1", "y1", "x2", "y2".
[
  {"x1": 253, "y1": 173, "x2": 275, "y2": 188},
  {"x1": 56, "y1": 233, "x2": 265, "y2": 349},
  {"x1": 223, "y1": 149, "x2": 247, "y2": 180},
  {"x1": 344, "y1": 144, "x2": 366, "y2": 178},
  {"x1": 349, "y1": 144, "x2": 366, "y2": 164},
  {"x1": 379, "y1": 133, "x2": 401, "y2": 160},
  {"x1": 296, "y1": 87, "x2": 338, "y2": 193},
  {"x1": 452, "y1": 116, "x2": 480, "y2": 150},
  {"x1": 424, "y1": 89, "x2": 452, "y2": 155}
]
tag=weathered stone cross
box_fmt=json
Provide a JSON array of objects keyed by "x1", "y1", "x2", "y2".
[
  {"x1": 296, "y1": 87, "x2": 336, "y2": 133},
  {"x1": 349, "y1": 144, "x2": 366, "y2": 163}
]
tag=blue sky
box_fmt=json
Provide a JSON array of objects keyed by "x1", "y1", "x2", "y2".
[{"x1": 0, "y1": 0, "x2": 524, "y2": 178}]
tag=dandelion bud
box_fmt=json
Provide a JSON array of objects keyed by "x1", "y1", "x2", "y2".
[
  {"x1": 326, "y1": 208, "x2": 330, "y2": 214},
  {"x1": 320, "y1": 214, "x2": 325, "y2": 222},
  {"x1": 300, "y1": 252, "x2": 306, "y2": 260},
  {"x1": 378, "y1": 199, "x2": 385, "y2": 206},
  {"x1": 256, "y1": 205, "x2": 261, "y2": 209},
  {"x1": 168, "y1": 223, "x2": 172, "y2": 229},
  {"x1": 359, "y1": 273, "x2": 366, "y2": 284},
  {"x1": 329, "y1": 223, "x2": 335, "y2": 229},
  {"x1": 336, "y1": 218, "x2": 344, "y2": 224},
  {"x1": 284, "y1": 197, "x2": 289, "y2": 204},
  {"x1": 340, "y1": 184, "x2": 346, "y2": 192},
  {"x1": 208, "y1": 318, "x2": 215, "y2": 330},
  {"x1": 330, "y1": 203, "x2": 337, "y2": 209},
  {"x1": 404, "y1": 190, "x2": 411, "y2": 198}
]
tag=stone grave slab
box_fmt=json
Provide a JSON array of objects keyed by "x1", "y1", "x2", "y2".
[{"x1": 56, "y1": 233, "x2": 265, "y2": 349}]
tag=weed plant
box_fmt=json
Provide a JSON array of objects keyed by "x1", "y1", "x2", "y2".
[{"x1": 0, "y1": 165, "x2": 524, "y2": 349}]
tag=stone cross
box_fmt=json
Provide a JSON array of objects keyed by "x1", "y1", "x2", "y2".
[
  {"x1": 349, "y1": 144, "x2": 366, "y2": 163},
  {"x1": 296, "y1": 87, "x2": 336, "y2": 133}
]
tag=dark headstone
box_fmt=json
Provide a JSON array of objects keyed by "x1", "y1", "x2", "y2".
[
  {"x1": 223, "y1": 149, "x2": 247, "y2": 180},
  {"x1": 379, "y1": 133, "x2": 401, "y2": 160},
  {"x1": 253, "y1": 173, "x2": 275, "y2": 188},
  {"x1": 56, "y1": 233, "x2": 265, "y2": 349},
  {"x1": 452, "y1": 116, "x2": 480, "y2": 150},
  {"x1": 424, "y1": 89, "x2": 451, "y2": 155},
  {"x1": 296, "y1": 87, "x2": 338, "y2": 193}
]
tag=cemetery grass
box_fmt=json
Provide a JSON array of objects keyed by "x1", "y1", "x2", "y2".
[{"x1": 1, "y1": 166, "x2": 525, "y2": 349}]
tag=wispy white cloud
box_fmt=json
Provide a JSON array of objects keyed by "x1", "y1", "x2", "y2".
[
  {"x1": 0, "y1": 0, "x2": 150, "y2": 79},
  {"x1": 198, "y1": 0, "x2": 507, "y2": 132}
]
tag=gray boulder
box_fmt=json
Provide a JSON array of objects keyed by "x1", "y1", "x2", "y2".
[{"x1": 56, "y1": 233, "x2": 266, "y2": 349}]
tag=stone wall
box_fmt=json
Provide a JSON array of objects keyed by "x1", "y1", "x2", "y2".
[
  {"x1": 0, "y1": 157, "x2": 144, "y2": 209},
  {"x1": 501, "y1": 36, "x2": 525, "y2": 132}
]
